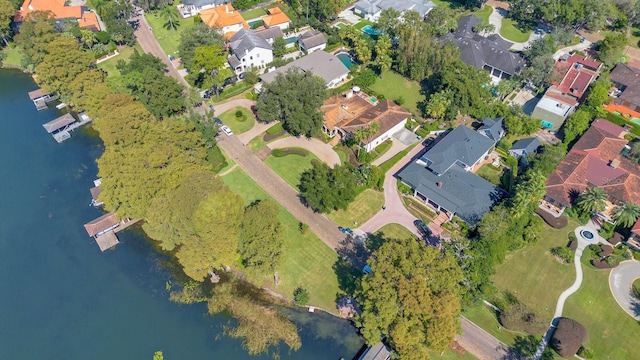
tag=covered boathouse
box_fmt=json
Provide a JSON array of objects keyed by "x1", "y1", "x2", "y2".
[{"x1": 28, "y1": 88, "x2": 57, "y2": 111}]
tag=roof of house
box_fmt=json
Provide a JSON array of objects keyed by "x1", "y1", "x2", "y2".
[
  {"x1": 354, "y1": 0, "x2": 435, "y2": 17},
  {"x1": 341, "y1": 100, "x2": 411, "y2": 142},
  {"x1": 42, "y1": 113, "x2": 75, "y2": 133},
  {"x1": 359, "y1": 343, "x2": 391, "y2": 360},
  {"x1": 299, "y1": 30, "x2": 327, "y2": 49},
  {"x1": 510, "y1": 137, "x2": 541, "y2": 153},
  {"x1": 28, "y1": 88, "x2": 47, "y2": 100},
  {"x1": 552, "y1": 55, "x2": 601, "y2": 100},
  {"x1": 84, "y1": 212, "x2": 119, "y2": 237},
  {"x1": 15, "y1": 0, "x2": 82, "y2": 22},
  {"x1": 398, "y1": 159, "x2": 504, "y2": 224},
  {"x1": 610, "y1": 63, "x2": 640, "y2": 110},
  {"x1": 89, "y1": 186, "x2": 103, "y2": 202},
  {"x1": 478, "y1": 117, "x2": 504, "y2": 142},
  {"x1": 322, "y1": 93, "x2": 376, "y2": 131},
  {"x1": 199, "y1": 4, "x2": 248, "y2": 33},
  {"x1": 632, "y1": 218, "x2": 640, "y2": 235},
  {"x1": 182, "y1": 0, "x2": 227, "y2": 7},
  {"x1": 229, "y1": 28, "x2": 272, "y2": 55},
  {"x1": 545, "y1": 119, "x2": 640, "y2": 207},
  {"x1": 262, "y1": 6, "x2": 290, "y2": 27},
  {"x1": 442, "y1": 15, "x2": 524, "y2": 75},
  {"x1": 591, "y1": 118, "x2": 627, "y2": 138},
  {"x1": 77, "y1": 11, "x2": 100, "y2": 31},
  {"x1": 419, "y1": 125, "x2": 495, "y2": 174},
  {"x1": 254, "y1": 26, "x2": 283, "y2": 41},
  {"x1": 260, "y1": 51, "x2": 349, "y2": 86}
]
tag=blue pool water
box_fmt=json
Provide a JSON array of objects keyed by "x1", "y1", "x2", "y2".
[
  {"x1": 632, "y1": 118, "x2": 640, "y2": 126},
  {"x1": 337, "y1": 53, "x2": 352, "y2": 68},
  {"x1": 285, "y1": 36, "x2": 298, "y2": 44},
  {"x1": 248, "y1": 19, "x2": 263, "y2": 28},
  {"x1": 361, "y1": 25, "x2": 380, "y2": 36}
]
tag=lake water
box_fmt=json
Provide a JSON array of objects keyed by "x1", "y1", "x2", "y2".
[{"x1": 0, "y1": 69, "x2": 363, "y2": 359}]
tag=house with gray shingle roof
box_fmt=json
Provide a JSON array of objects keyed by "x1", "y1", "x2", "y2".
[
  {"x1": 259, "y1": 50, "x2": 349, "y2": 89},
  {"x1": 478, "y1": 117, "x2": 505, "y2": 143},
  {"x1": 228, "y1": 28, "x2": 274, "y2": 74},
  {"x1": 441, "y1": 15, "x2": 525, "y2": 83},
  {"x1": 396, "y1": 125, "x2": 505, "y2": 224},
  {"x1": 509, "y1": 137, "x2": 541, "y2": 159},
  {"x1": 298, "y1": 30, "x2": 327, "y2": 54}
]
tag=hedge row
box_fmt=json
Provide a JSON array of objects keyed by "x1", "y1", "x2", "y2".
[{"x1": 271, "y1": 148, "x2": 309, "y2": 157}]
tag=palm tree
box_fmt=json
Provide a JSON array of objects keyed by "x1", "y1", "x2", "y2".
[
  {"x1": 352, "y1": 123, "x2": 380, "y2": 158},
  {"x1": 91, "y1": 0, "x2": 108, "y2": 17},
  {"x1": 80, "y1": 29, "x2": 96, "y2": 50},
  {"x1": 576, "y1": 187, "x2": 608, "y2": 214},
  {"x1": 161, "y1": 5, "x2": 179, "y2": 31},
  {"x1": 612, "y1": 202, "x2": 640, "y2": 228}
]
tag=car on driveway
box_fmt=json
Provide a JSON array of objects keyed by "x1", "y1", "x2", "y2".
[
  {"x1": 414, "y1": 220, "x2": 431, "y2": 238},
  {"x1": 214, "y1": 117, "x2": 223, "y2": 126},
  {"x1": 221, "y1": 125, "x2": 233, "y2": 136}
]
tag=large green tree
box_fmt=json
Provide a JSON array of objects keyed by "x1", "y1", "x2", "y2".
[
  {"x1": 15, "y1": 11, "x2": 58, "y2": 68},
  {"x1": 178, "y1": 22, "x2": 225, "y2": 71},
  {"x1": 562, "y1": 108, "x2": 592, "y2": 144},
  {"x1": 35, "y1": 36, "x2": 94, "y2": 98},
  {"x1": 612, "y1": 202, "x2": 640, "y2": 227},
  {"x1": 299, "y1": 163, "x2": 357, "y2": 213},
  {"x1": 357, "y1": 237, "x2": 463, "y2": 359},
  {"x1": 0, "y1": 0, "x2": 15, "y2": 47},
  {"x1": 577, "y1": 187, "x2": 608, "y2": 214},
  {"x1": 256, "y1": 68, "x2": 328, "y2": 137},
  {"x1": 374, "y1": 34, "x2": 392, "y2": 76},
  {"x1": 67, "y1": 69, "x2": 111, "y2": 117},
  {"x1": 239, "y1": 199, "x2": 284, "y2": 272}
]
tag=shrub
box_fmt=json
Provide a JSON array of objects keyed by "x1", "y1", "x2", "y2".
[
  {"x1": 568, "y1": 232, "x2": 577, "y2": 243},
  {"x1": 395, "y1": 96, "x2": 405, "y2": 105},
  {"x1": 398, "y1": 182, "x2": 413, "y2": 195},
  {"x1": 293, "y1": 287, "x2": 309, "y2": 305},
  {"x1": 499, "y1": 302, "x2": 548, "y2": 335},
  {"x1": 353, "y1": 68, "x2": 377, "y2": 87},
  {"x1": 416, "y1": 126, "x2": 430, "y2": 138},
  {"x1": 299, "y1": 222, "x2": 309, "y2": 234},
  {"x1": 550, "y1": 318, "x2": 587, "y2": 358},
  {"x1": 497, "y1": 138, "x2": 512, "y2": 151},
  {"x1": 577, "y1": 346, "x2": 594, "y2": 359},
  {"x1": 235, "y1": 109, "x2": 243, "y2": 118},
  {"x1": 271, "y1": 148, "x2": 308, "y2": 157},
  {"x1": 266, "y1": 123, "x2": 284, "y2": 135},
  {"x1": 551, "y1": 246, "x2": 574, "y2": 263},
  {"x1": 599, "y1": 222, "x2": 615, "y2": 239}
]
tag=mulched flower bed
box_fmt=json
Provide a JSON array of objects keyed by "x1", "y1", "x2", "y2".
[{"x1": 535, "y1": 208, "x2": 568, "y2": 229}]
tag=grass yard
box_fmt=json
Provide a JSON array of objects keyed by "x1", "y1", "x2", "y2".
[
  {"x1": 471, "y1": 6, "x2": 493, "y2": 26},
  {"x1": 475, "y1": 164, "x2": 502, "y2": 186},
  {"x1": 221, "y1": 168, "x2": 341, "y2": 312},
  {"x1": 219, "y1": 107, "x2": 256, "y2": 134},
  {"x1": 376, "y1": 223, "x2": 417, "y2": 241},
  {"x1": 1, "y1": 46, "x2": 24, "y2": 68},
  {"x1": 500, "y1": 18, "x2": 531, "y2": 43},
  {"x1": 492, "y1": 221, "x2": 579, "y2": 321},
  {"x1": 97, "y1": 45, "x2": 142, "y2": 77},
  {"x1": 333, "y1": 145, "x2": 348, "y2": 164},
  {"x1": 369, "y1": 70, "x2": 423, "y2": 116},
  {"x1": 563, "y1": 266, "x2": 640, "y2": 359},
  {"x1": 328, "y1": 189, "x2": 385, "y2": 228},
  {"x1": 145, "y1": 11, "x2": 195, "y2": 56},
  {"x1": 241, "y1": 7, "x2": 268, "y2": 20},
  {"x1": 264, "y1": 148, "x2": 320, "y2": 188},
  {"x1": 354, "y1": 20, "x2": 374, "y2": 31},
  {"x1": 430, "y1": 349, "x2": 478, "y2": 360},
  {"x1": 462, "y1": 306, "x2": 522, "y2": 346}
]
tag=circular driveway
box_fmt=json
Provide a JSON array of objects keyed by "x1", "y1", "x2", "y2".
[{"x1": 609, "y1": 260, "x2": 640, "y2": 320}]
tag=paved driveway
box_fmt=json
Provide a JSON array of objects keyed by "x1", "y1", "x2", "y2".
[
  {"x1": 267, "y1": 136, "x2": 341, "y2": 167},
  {"x1": 610, "y1": 260, "x2": 640, "y2": 321}
]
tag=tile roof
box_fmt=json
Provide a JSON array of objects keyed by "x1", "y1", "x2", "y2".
[
  {"x1": 545, "y1": 120, "x2": 640, "y2": 207},
  {"x1": 632, "y1": 218, "x2": 640, "y2": 235},
  {"x1": 200, "y1": 4, "x2": 248, "y2": 32},
  {"x1": 15, "y1": 0, "x2": 82, "y2": 22},
  {"x1": 553, "y1": 55, "x2": 601, "y2": 100},
  {"x1": 262, "y1": 7, "x2": 290, "y2": 27},
  {"x1": 340, "y1": 100, "x2": 411, "y2": 143},
  {"x1": 78, "y1": 11, "x2": 100, "y2": 31},
  {"x1": 182, "y1": 0, "x2": 227, "y2": 7}
]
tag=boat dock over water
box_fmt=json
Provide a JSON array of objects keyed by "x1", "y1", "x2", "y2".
[
  {"x1": 84, "y1": 212, "x2": 138, "y2": 252},
  {"x1": 42, "y1": 112, "x2": 92, "y2": 143},
  {"x1": 28, "y1": 88, "x2": 57, "y2": 111}
]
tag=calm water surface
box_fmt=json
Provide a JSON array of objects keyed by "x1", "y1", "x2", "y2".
[{"x1": 0, "y1": 69, "x2": 363, "y2": 359}]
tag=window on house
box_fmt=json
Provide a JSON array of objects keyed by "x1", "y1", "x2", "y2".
[{"x1": 250, "y1": 56, "x2": 253, "y2": 60}]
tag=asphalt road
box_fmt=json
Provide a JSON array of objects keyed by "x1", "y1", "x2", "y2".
[{"x1": 457, "y1": 317, "x2": 524, "y2": 360}]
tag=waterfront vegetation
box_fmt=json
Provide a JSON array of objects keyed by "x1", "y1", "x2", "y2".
[{"x1": 96, "y1": 45, "x2": 143, "y2": 77}]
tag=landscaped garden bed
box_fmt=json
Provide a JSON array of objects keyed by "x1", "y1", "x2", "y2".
[{"x1": 534, "y1": 208, "x2": 568, "y2": 229}]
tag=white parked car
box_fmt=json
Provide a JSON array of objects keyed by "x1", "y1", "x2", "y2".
[{"x1": 221, "y1": 125, "x2": 233, "y2": 136}]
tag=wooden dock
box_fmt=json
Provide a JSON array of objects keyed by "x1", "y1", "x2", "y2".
[
  {"x1": 43, "y1": 112, "x2": 92, "y2": 143},
  {"x1": 28, "y1": 88, "x2": 57, "y2": 111},
  {"x1": 83, "y1": 212, "x2": 139, "y2": 252}
]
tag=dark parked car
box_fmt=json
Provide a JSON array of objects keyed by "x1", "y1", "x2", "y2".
[
  {"x1": 414, "y1": 220, "x2": 431, "y2": 237},
  {"x1": 214, "y1": 117, "x2": 223, "y2": 126}
]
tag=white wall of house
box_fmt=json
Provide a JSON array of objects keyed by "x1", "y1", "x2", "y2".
[
  {"x1": 178, "y1": 3, "x2": 219, "y2": 18},
  {"x1": 271, "y1": 22, "x2": 290, "y2": 30},
  {"x1": 221, "y1": 22, "x2": 245, "y2": 35},
  {"x1": 236, "y1": 47, "x2": 273, "y2": 71},
  {"x1": 301, "y1": 42, "x2": 327, "y2": 54},
  {"x1": 326, "y1": 73, "x2": 349, "y2": 89},
  {"x1": 363, "y1": 118, "x2": 407, "y2": 152}
]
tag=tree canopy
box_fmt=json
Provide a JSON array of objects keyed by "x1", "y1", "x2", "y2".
[
  {"x1": 357, "y1": 237, "x2": 463, "y2": 359},
  {"x1": 239, "y1": 199, "x2": 284, "y2": 272},
  {"x1": 299, "y1": 163, "x2": 357, "y2": 213},
  {"x1": 178, "y1": 22, "x2": 225, "y2": 71},
  {"x1": 256, "y1": 68, "x2": 328, "y2": 137}
]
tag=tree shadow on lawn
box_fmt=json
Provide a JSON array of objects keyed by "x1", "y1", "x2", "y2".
[
  {"x1": 333, "y1": 236, "x2": 372, "y2": 302},
  {"x1": 503, "y1": 334, "x2": 553, "y2": 360}
]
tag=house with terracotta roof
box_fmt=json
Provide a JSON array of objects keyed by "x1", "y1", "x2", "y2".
[
  {"x1": 627, "y1": 219, "x2": 640, "y2": 250},
  {"x1": 261, "y1": 7, "x2": 290, "y2": 30},
  {"x1": 542, "y1": 119, "x2": 640, "y2": 222},
  {"x1": 531, "y1": 54, "x2": 602, "y2": 130},
  {"x1": 321, "y1": 89, "x2": 411, "y2": 152},
  {"x1": 199, "y1": 4, "x2": 248, "y2": 38},
  {"x1": 14, "y1": 0, "x2": 101, "y2": 31},
  {"x1": 604, "y1": 63, "x2": 640, "y2": 121}
]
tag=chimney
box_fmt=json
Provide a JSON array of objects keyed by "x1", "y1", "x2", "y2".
[
  {"x1": 225, "y1": 4, "x2": 230, "y2": 13},
  {"x1": 436, "y1": 182, "x2": 442, "y2": 188},
  {"x1": 341, "y1": 104, "x2": 348, "y2": 110},
  {"x1": 610, "y1": 159, "x2": 621, "y2": 169}
]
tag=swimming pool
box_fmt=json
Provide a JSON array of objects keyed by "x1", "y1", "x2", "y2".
[
  {"x1": 285, "y1": 36, "x2": 298, "y2": 44},
  {"x1": 632, "y1": 118, "x2": 640, "y2": 126},
  {"x1": 248, "y1": 20, "x2": 263, "y2": 28},
  {"x1": 336, "y1": 53, "x2": 352, "y2": 68},
  {"x1": 361, "y1": 25, "x2": 380, "y2": 36}
]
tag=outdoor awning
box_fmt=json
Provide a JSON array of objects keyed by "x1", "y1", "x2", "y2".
[{"x1": 42, "y1": 113, "x2": 75, "y2": 133}]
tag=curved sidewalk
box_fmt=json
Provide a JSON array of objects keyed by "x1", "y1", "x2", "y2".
[
  {"x1": 267, "y1": 136, "x2": 341, "y2": 167},
  {"x1": 609, "y1": 260, "x2": 640, "y2": 321}
]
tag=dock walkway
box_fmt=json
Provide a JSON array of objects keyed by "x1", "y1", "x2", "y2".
[
  {"x1": 43, "y1": 113, "x2": 93, "y2": 143},
  {"x1": 28, "y1": 88, "x2": 57, "y2": 111}
]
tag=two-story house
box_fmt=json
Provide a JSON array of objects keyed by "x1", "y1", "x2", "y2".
[{"x1": 228, "y1": 29, "x2": 273, "y2": 74}]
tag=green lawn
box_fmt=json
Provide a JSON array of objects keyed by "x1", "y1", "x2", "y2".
[
  {"x1": 430, "y1": 349, "x2": 477, "y2": 360},
  {"x1": 241, "y1": 7, "x2": 267, "y2": 20},
  {"x1": 264, "y1": 149, "x2": 320, "y2": 188},
  {"x1": 1, "y1": 46, "x2": 23, "y2": 68},
  {"x1": 563, "y1": 266, "x2": 640, "y2": 359},
  {"x1": 492, "y1": 221, "x2": 579, "y2": 321},
  {"x1": 500, "y1": 18, "x2": 531, "y2": 43},
  {"x1": 328, "y1": 189, "x2": 385, "y2": 228},
  {"x1": 221, "y1": 168, "x2": 341, "y2": 312},
  {"x1": 475, "y1": 164, "x2": 502, "y2": 186},
  {"x1": 333, "y1": 145, "x2": 348, "y2": 164},
  {"x1": 471, "y1": 6, "x2": 493, "y2": 26},
  {"x1": 369, "y1": 70, "x2": 423, "y2": 116},
  {"x1": 354, "y1": 20, "x2": 374, "y2": 31},
  {"x1": 97, "y1": 45, "x2": 142, "y2": 77},
  {"x1": 462, "y1": 306, "x2": 522, "y2": 346},
  {"x1": 145, "y1": 11, "x2": 195, "y2": 56},
  {"x1": 219, "y1": 107, "x2": 256, "y2": 134},
  {"x1": 375, "y1": 223, "x2": 417, "y2": 241}
]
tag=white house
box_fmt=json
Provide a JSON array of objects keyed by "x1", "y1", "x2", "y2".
[
  {"x1": 353, "y1": 0, "x2": 435, "y2": 22},
  {"x1": 228, "y1": 29, "x2": 273, "y2": 74},
  {"x1": 298, "y1": 30, "x2": 327, "y2": 54},
  {"x1": 261, "y1": 7, "x2": 291, "y2": 30},
  {"x1": 259, "y1": 51, "x2": 350, "y2": 89},
  {"x1": 177, "y1": 0, "x2": 228, "y2": 18}
]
